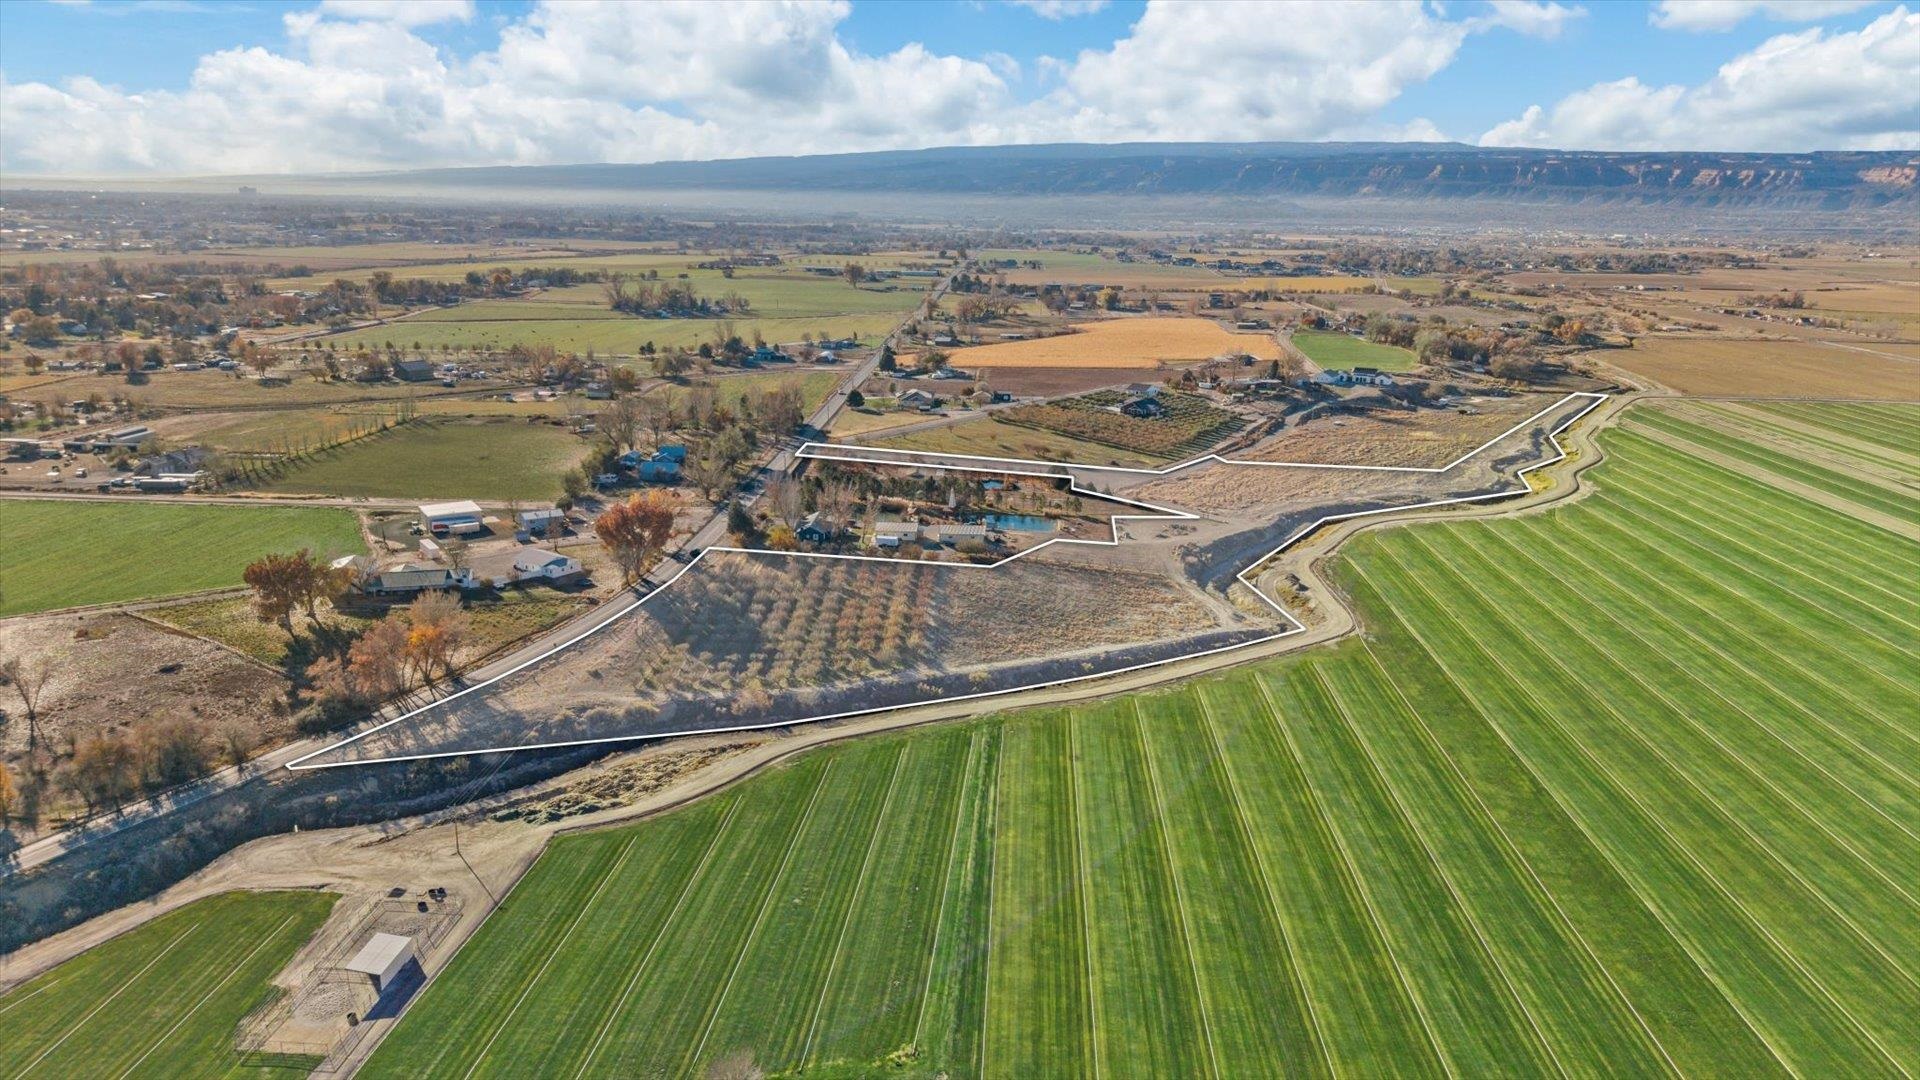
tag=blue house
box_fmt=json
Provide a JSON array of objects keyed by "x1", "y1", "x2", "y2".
[
  {"x1": 654, "y1": 445, "x2": 688, "y2": 463},
  {"x1": 637, "y1": 459, "x2": 681, "y2": 482}
]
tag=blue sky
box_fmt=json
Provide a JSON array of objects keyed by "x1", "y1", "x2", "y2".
[{"x1": 1, "y1": 1, "x2": 1913, "y2": 175}]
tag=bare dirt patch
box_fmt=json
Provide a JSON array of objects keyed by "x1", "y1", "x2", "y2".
[
  {"x1": 1238, "y1": 393, "x2": 1558, "y2": 469},
  {"x1": 0, "y1": 611, "x2": 290, "y2": 763}
]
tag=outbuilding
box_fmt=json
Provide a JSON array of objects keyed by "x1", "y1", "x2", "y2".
[
  {"x1": 343, "y1": 933, "x2": 416, "y2": 995},
  {"x1": 420, "y1": 500, "x2": 486, "y2": 536}
]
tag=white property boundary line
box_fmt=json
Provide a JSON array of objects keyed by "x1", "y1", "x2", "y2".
[{"x1": 287, "y1": 392, "x2": 1607, "y2": 770}]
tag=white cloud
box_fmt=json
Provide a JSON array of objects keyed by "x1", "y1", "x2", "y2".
[
  {"x1": 1007, "y1": 0, "x2": 1110, "y2": 17},
  {"x1": 1649, "y1": 0, "x2": 1874, "y2": 32},
  {"x1": 1018, "y1": 1, "x2": 1474, "y2": 143},
  {"x1": 1475, "y1": 1, "x2": 1587, "y2": 39},
  {"x1": 1482, "y1": 5, "x2": 1920, "y2": 150},
  {"x1": 0, "y1": 0, "x2": 1768, "y2": 177}
]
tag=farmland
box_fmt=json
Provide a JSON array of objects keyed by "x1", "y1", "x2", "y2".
[
  {"x1": 951, "y1": 317, "x2": 1280, "y2": 368},
  {"x1": 249, "y1": 417, "x2": 588, "y2": 502},
  {"x1": 1290, "y1": 329, "x2": 1420, "y2": 372},
  {"x1": 998, "y1": 389, "x2": 1246, "y2": 459},
  {"x1": 322, "y1": 311, "x2": 909, "y2": 358},
  {"x1": 356, "y1": 417, "x2": 1920, "y2": 1077},
  {"x1": 0, "y1": 891, "x2": 337, "y2": 1079},
  {"x1": 863, "y1": 415, "x2": 1169, "y2": 468},
  {"x1": 0, "y1": 500, "x2": 364, "y2": 616},
  {"x1": 1599, "y1": 335, "x2": 1920, "y2": 399},
  {"x1": 319, "y1": 263, "x2": 928, "y2": 357}
]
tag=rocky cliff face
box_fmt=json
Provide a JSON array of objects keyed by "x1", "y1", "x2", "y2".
[{"x1": 383, "y1": 143, "x2": 1919, "y2": 209}]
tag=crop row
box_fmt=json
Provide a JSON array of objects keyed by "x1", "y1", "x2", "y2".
[{"x1": 337, "y1": 418, "x2": 1920, "y2": 1078}]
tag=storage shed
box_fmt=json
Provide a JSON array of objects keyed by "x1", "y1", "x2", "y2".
[{"x1": 343, "y1": 933, "x2": 416, "y2": 995}]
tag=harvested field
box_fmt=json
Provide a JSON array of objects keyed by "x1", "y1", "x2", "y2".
[
  {"x1": 0, "y1": 891, "x2": 337, "y2": 1079},
  {"x1": 357, "y1": 420, "x2": 1920, "y2": 1078},
  {"x1": 974, "y1": 365, "x2": 1154, "y2": 397},
  {"x1": 953, "y1": 317, "x2": 1279, "y2": 368},
  {"x1": 0, "y1": 609, "x2": 292, "y2": 761},
  {"x1": 1597, "y1": 334, "x2": 1920, "y2": 399}
]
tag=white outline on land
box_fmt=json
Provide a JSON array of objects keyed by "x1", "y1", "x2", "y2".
[{"x1": 288, "y1": 392, "x2": 1607, "y2": 769}]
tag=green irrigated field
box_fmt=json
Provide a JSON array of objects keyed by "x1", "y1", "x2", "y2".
[
  {"x1": 326, "y1": 311, "x2": 909, "y2": 357},
  {"x1": 250, "y1": 417, "x2": 588, "y2": 502},
  {"x1": 0, "y1": 891, "x2": 336, "y2": 1079},
  {"x1": 1291, "y1": 329, "x2": 1419, "y2": 372},
  {"x1": 0, "y1": 500, "x2": 365, "y2": 616},
  {"x1": 357, "y1": 417, "x2": 1920, "y2": 1078}
]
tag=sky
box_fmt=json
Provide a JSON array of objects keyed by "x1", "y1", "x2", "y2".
[{"x1": 0, "y1": 0, "x2": 1914, "y2": 176}]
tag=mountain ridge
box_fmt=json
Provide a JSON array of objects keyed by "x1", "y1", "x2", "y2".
[{"x1": 336, "y1": 142, "x2": 1918, "y2": 209}]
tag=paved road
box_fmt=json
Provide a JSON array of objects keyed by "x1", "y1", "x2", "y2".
[{"x1": 2, "y1": 269, "x2": 957, "y2": 878}]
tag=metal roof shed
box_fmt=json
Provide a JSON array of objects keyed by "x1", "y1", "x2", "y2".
[{"x1": 343, "y1": 933, "x2": 416, "y2": 994}]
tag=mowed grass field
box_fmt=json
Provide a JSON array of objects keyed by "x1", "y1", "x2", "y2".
[
  {"x1": 356, "y1": 416, "x2": 1920, "y2": 1078},
  {"x1": 0, "y1": 500, "x2": 365, "y2": 617},
  {"x1": 1291, "y1": 329, "x2": 1420, "y2": 372},
  {"x1": 0, "y1": 891, "x2": 337, "y2": 1079},
  {"x1": 250, "y1": 417, "x2": 588, "y2": 502}
]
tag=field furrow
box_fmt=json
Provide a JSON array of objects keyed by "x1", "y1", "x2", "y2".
[{"x1": 982, "y1": 715, "x2": 1092, "y2": 1078}]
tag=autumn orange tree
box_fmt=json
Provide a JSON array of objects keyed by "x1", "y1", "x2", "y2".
[
  {"x1": 595, "y1": 490, "x2": 677, "y2": 585},
  {"x1": 403, "y1": 591, "x2": 469, "y2": 685}
]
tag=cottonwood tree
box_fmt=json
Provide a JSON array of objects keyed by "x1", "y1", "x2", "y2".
[
  {"x1": 599, "y1": 394, "x2": 645, "y2": 452},
  {"x1": 0, "y1": 656, "x2": 52, "y2": 757},
  {"x1": 347, "y1": 617, "x2": 411, "y2": 702},
  {"x1": 403, "y1": 591, "x2": 469, "y2": 686},
  {"x1": 595, "y1": 491, "x2": 677, "y2": 585},
  {"x1": 244, "y1": 552, "x2": 308, "y2": 636}
]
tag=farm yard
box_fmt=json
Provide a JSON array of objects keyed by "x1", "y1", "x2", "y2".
[
  {"x1": 352, "y1": 419, "x2": 1920, "y2": 1078},
  {"x1": 0, "y1": 500, "x2": 364, "y2": 617},
  {"x1": 0, "y1": 891, "x2": 337, "y2": 1079},
  {"x1": 997, "y1": 389, "x2": 1247, "y2": 460},
  {"x1": 1289, "y1": 329, "x2": 1419, "y2": 372},
  {"x1": 247, "y1": 417, "x2": 589, "y2": 502},
  {"x1": 949, "y1": 317, "x2": 1280, "y2": 368}
]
